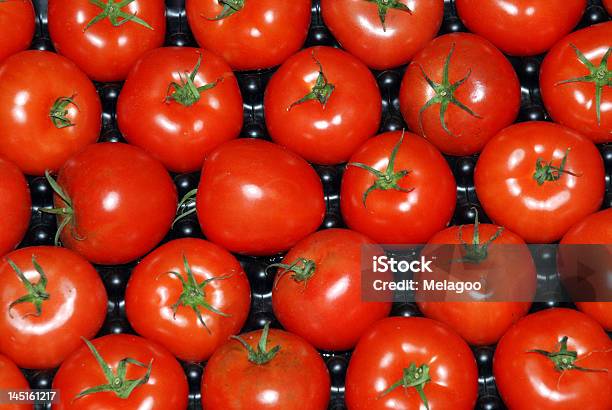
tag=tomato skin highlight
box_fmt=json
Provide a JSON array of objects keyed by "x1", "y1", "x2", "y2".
[
  {"x1": 540, "y1": 22, "x2": 612, "y2": 144},
  {"x1": 186, "y1": 0, "x2": 311, "y2": 70},
  {"x1": 48, "y1": 0, "x2": 166, "y2": 82},
  {"x1": 0, "y1": 354, "x2": 31, "y2": 410},
  {"x1": 0, "y1": 158, "x2": 30, "y2": 257},
  {"x1": 0, "y1": 246, "x2": 107, "y2": 370},
  {"x1": 196, "y1": 138, "x2": 325, "y2": 256},
  {"x1": 0, "y1": 0, "x2": 34, "y2": 63},
  {"x1": 321, "y1": 0, "x2": 444, "y2": 70},
  {"x1": 117, "y1": 47, "x2": 244, "y2": 173},
  {"x1": 52, "y1": 334, "x2": 188, "y2": 410},
  {"x1": 494, "y1": 308, "x2": 612, "y2": 410},
  {"x1": 475, "y1": 122, "x2": 604, "y2": 243},
  {"x1": 400, "y1": 33, "x2": 520, "y2": 156},
  {"x1": 126, "y1": 238, "x2": 251, "y2": 362},
  {"x1": 456, "y1": 0, "x2": 586, "y2": 56},
  {"x1": 0, "y1": 51, "x2": 101, "y2": 176},
  {"x1": 265, "y1": 46, "x2": 381, "y2": 165}
]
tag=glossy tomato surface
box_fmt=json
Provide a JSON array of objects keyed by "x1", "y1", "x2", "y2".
[
  {"x1": 321, "y1": 0, "x2": 443, "y2": 70},
  {"x1": 400, "y1": 33, "x2": 520, "y2": 156},
  {"x1": 48, "y1": 0, "x2": 166, "y2": 82},
  {"x1": 118, "y1": 47, "x2": 243, "y2": 173},
  {"x1": 186, "y1": 0, "x2": 311, "y2": 70},
  {"x1": 126, "y1": 238, "x2": 251, "y2": 362},
  {"x1": 456, "y1": 0, "x2": 586, "y2": 56},
  {"x1": 0, "y1": 354, "x2": 31, "y2": 410},
  {"x1": 201, "y1": 327, "x2": 330, "y2": 410},
  {"x1": 494, "y1": 308, "x2": 612, "y2": 410},
  {"x1": 265, "y1": 46, "x2": 381, "y2": 165},
  {"x1": 0, "y1": 158, "x2": 30, "y2": 257},
  {"x1": 0, "y1": 246, "x2": 107, "y2": 369},
  {"x1": 341, "y1": 131, "x2": 456, "y2": 244},
  {"x1": 52, "y1": 334, "x2": 188, "y2": 410},
  {"x1": 605, "y1": 0, "x2": 612, "y2": 14},
  {"x1": 53, "y1": 143, "x2": 177, "y2": 265},
  {"x1": 541, "y1": 22, "x2": 612, "y2": 144},
  {"x1": 475, "y1": 122, "x2": 604, "y2": 243},
  {"x1": 196, "y1": 138, "x2": 325, "y2": 256},
  {"x1": 345, "y1": 316, "x2": 478, "y2": 410},
  {"x1": 0, "y1": 51, "x2": 101, "y2": 176},
  {"x1": 0, "y1": 0, "x2": 34, "y2": 63}
]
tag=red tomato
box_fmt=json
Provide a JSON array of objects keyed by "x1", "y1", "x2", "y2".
[
  {"x1": 186, "y1": 0, "x2": 311, "y2": 70},
  {"x1": 201, "y1": 323, "x2": 330, "y2": 410},
  {"x1": 0, "y1": 51, "x2": 101, "y2": 176},
  {"x1": 0, "y1": 0, "x2": 34, "y2": 63},
  {"x1": 400, "y1": 33, "x2": 520, "y2": 156},
  {"x1": 340, "y1": 131, "x2": 456, "y2": 244},
  {"x1": 345, "y1": 316, "x2": 478, "y2": 410},
  {"x1": 494, "y1": 308, "x2": 612, "y2": 410},
  {"x1": 475, "y1": 122, "x2": 604, "y2": 243},
  {"x1": 540, "y1": 22, "x2": 612, "y2": 144},
  {"x1": 49, "y1": 143, "x2": 177, "y2": 265},
  {"x1": 117, "y1": 47, "x2": 243, "y2": 173},
  {"x1": 48, "y1": 0, "x2": 166, "y2": 82},
  {"x1": 271, "y1": 229, "x2": 391, "y2": 351},
  {"x1": 321, "y1": 0, "x2": 443, "y2": 70},
  {"x1": 0, "y1": 354, "x2": 31, "y2": 410},
  {"x1": 560, "y1": 209, "x2": 612, "y2": 331},
  {"x1": 0, "y1": 246, "x2": 107, "y2": 369},
  {"x1": 605, "y1": 0, "x2": 612, "y2": 14},
  {"x1": 0, "y1": 158, "x2": 30, "y2": 257},
  {"x1": 126, "y1": 238, "x2": 251, "y2": 362},
  {"x1": 52, "y1": 334, "x2": 188, "y2": 410},
  {"x1": 196, "y1": 138, "x2": 325, "y2": 255},
  {"x1": 455, "y1": 0, "x2": 586, "y2": 56},
  {"x1": 265, "y1": 46, "x2": 381, "y2": 165}
]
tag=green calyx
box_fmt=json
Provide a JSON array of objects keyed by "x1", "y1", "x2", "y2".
[
  {"x1": 528, "y1": 336, "x2": 608, "y2": 373},
  {"x1": 231, "y1": 322, "x2": 280, "y2": 365},
  {"x1": 365, "y1": 0, "x2": 412, "y2": 31},
  {"x1": 7, "y1": 256, "x2": 50, "y2": 319},
  {"x1": 74, "y1": 338, "x2": 153, "y2": 401},
  {"x1": 84, "y1": 0, "x2": 153, "y2": 31},
  {"x1": 165, "y1": 54, "x2": 223, "y2": 107},
  {"x1": 49, "y1": 95, "x2": 78, "y2": 129},
  {"x1": 533, "y1": 148, "x2": 579, "y2": 186},
  {"x1": 379, "y1": 363, "x2": 431, "y2": 409},
  {"x1": 456, "y1": 207, "x2": 503, "y2": 264},
  {"x1": 348, "y1": 130, "x2": 414, "y2": 206},
  {"x1": 268, "y1": 257, "x2": 316, "y2": 289},
  {"x1": 418, "y1": 43, "x2": 481, "y2": 138},
  {"x1": 173, "y1": 189, "x2": 198, "y2": 228},
  {"x1": 288, "y1": 51, "x2": 335, "y2": 111},
  {"x1": 206, "y1": 0, "x2": 244, "y2": 20},
  {"x1": 556, "y1": 44, "x2": 611, "y2": 126},
  {"x1": 40, "y1": 171, "x2": 84, "y2": 246},
  {"x1": 158, "y1": 255, "x2": 232, "y2": 334}
]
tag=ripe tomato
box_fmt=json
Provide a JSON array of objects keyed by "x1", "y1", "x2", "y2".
[
  {"x1": 0, "y1": 0, "x2": 34, "y2": 63},
  {"x1": 455, "y1": 0, "x2": 586, "y2": 56},
  {"x1": 475, "y1": 122, "x2": 604, "y2": 243},
  {"x1": 494, "y1": 308, "x2": 612, "y2": 410},
  {"x1": 0, "y1": 354, "x2": 31, "y2": 410},
  {"x1": 605, "y1": 0, "x2": 612, "y2": 14},
  {"x1": 201, "y1": 323, "x2": 330, "y2": 410},
  {"x1": 265, "y1": 46, "x2": 381, "y2": 165},
  {"x1": 196, "y1": 138, "x2": 325, "y2": 255},
  {"x1": 126, "y1": 238, "x2": 251, "y2": 362},
  {"x1": 400, "y1": 33, "x2": 520, "y2": 156},
  {"x1": 48, "y1": 0, "x2": 166, "y2": 82},
  {"x1": 321, "y1": 0, "x2": 443, "y2": 70},
  {"x1": 48, "y1": 143, "x2": 177, "y2": 265},
  {"x1": 117, "y1": 47, "x2": 243, "y2": 173},
  {"x1": 0, "y1": 158, "x2": 30, "y2": 257},
  {"x1": 0, "y1": 246, "x2": 107, "y2": 369},
  {"x1": 341, "y1": 131, "x2": 456, "y2": 244},
  {"x1": 186, "y1": 0, "x2": 311, "y2": 70},
  {"x1": 540, "y1": 22, "x2": 612, "y2": 144},
  {"x1": 345, "y1": 316, "x2": 478, "y2": 410},
  {"x1": 0, "y1": 51, "x2": 101, "y2": 176},
  {"x1": 560, "y1": 209, "x2": 612, "y2": 331},
  {"x1": 52, "y1": 334, "x2": 188, "y2": 410},
  {"x1": 271, "y1": 229, "x2": 391, "y2": 351}
]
